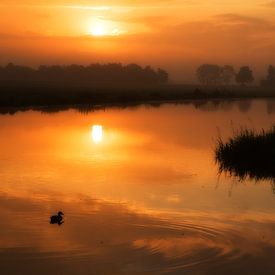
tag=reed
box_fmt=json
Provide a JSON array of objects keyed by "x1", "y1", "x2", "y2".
[{"x1": 215, "y1": 127, "x2": 275, "y2": 180}]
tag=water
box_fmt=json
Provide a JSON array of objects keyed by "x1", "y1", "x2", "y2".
[{"x1": 1, "y1": 99, "x2": 275, "y2": 274}]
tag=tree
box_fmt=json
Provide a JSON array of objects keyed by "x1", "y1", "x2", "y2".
[
  {"x1": 235, "y1": 66, "x2": 254, "y2": 85},
  {"x1": 196, "y1": 64, "x2": 222, "y2": 85},
  {"x1": 261, "y1": 65, "x2": 275, "y2": 87},
  {"x1": 267, "y1": 65, "x2": 275, "y2": 82},
  {"x1": 0, "y1": 63, "x2": 168, "y2": 84},
  {"x1": 157, "y1": 68, "x2": 169, "y2": 83},
  {"x1": 221, "y1": 65, "x2": 235, "y2": 84}
]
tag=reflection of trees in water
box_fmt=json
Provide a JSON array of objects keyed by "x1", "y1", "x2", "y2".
[
  {"x1": 193, "y1": 100, "x2": 253, "y2": 113},
  {"x1": 193, "y1": 100, "x2": 234, "y2": 112},
  {"x1": 271, "y1": 181, "x2": 275, "y2": 194},
  {"x1": 192, "y1": 100, "x2": 209, "y2": 109},
  {"x1": 76, "y1": 105, "x2": 99, "y2": 115},
  {"x1": 267, "y1": 99, "x2": 275, "y2": 114},
  {"x1": 238, "y1": 100, "x2": 252, "y2": 113},
  {"x1": 0, "y1": 108, "x2": 17, "y2": 115},
  {"x1": 219, "y1": 101, "x2": 234, "y2": 111},
  {"x1": 40, "y1": 106, "x2": 71, "y2": 114},
  {"x1": 0, "y1": 99, "x2": 258, "y2": 116},
  {"x1": 195, "y1": 101, "x2": 220, "y2": 112}
]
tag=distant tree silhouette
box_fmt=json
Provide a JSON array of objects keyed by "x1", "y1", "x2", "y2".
[
  {"x1": 0, "y1": 63, "x2": 169, "y2": 84},
  {"x1": 238, "y1": 100, "x2": 252, "y2": 113},
  {"x1": 157, "y1": 68, "x2": 169, "y2": 83},
  {"x1": 0, "y1": 62, "x2": 35, "y2": 80},
  {"x1": 261, "y1": 65, "x2": 274, "y2": 87},
  {"x1": 221, "y1": 65, "x2": 235, "y2": 84},
  {"x1": 262, "y1": 65, "x2": 275, "y2": 87},
  {"x1": 196, "y1": 64, "x2": 222, "y2": 85},
  {"x1": 267, "y1": 65, "x2": 275, "y2": 82},
  {"x1": 235, "y1": 66, "x2": 254, "y2": 86},
  {"x1": 196, "y1": 64, "x2": 236, "y2": 85}
]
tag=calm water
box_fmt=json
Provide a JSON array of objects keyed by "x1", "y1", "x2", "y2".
[{"x1": 1, "y1": 99, "x2": 275, "y2": 274}]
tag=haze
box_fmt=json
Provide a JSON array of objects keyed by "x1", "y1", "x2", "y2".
[{"x1": 1, "y1": 0, "x2": 275, "y2": 82}]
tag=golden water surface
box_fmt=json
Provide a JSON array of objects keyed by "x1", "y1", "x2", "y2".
[{"x1": 1, "y1": 100, "x2": 275, "y2": 274}]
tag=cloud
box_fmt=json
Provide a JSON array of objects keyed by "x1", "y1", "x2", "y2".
[
  {"x1": 0, "y1": 0, "x2": 195, "y2": 8},
  {"x1": 261, "y1": 1, "x2": 275, "y2": 7},
  {"x1": 1, "y1": 9, "x2": 275, "y2": 81},
  {"x1": 100, "y1": 15, "x2": 170, "y2": 30},
  {"x1": 214, "y1": 13, "x2": 275, "y2": 30}
]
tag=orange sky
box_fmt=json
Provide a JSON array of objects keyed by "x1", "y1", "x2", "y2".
[{"x1": 1, "y1": 1, "x2": 275, "y2": 82}]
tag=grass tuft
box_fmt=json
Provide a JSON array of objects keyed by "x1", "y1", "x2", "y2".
[{"x1": 215, "y1": 127, "x2": 275, "y2": 180}]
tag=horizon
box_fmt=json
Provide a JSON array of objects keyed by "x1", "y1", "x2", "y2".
[
  {"x1": 1, "y1": 1, "x2": 275, "y2": 82},
  {"x1": 0, "y1": 61, "x2": 271, "y2": 85}
]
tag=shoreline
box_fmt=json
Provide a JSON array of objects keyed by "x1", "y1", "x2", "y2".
[
  {"x1": 1, "y1": 95, "x2": 275, "y2": 115},
  {"x1": 1, "y1": 82, "x2": 275, "y2": 114}
]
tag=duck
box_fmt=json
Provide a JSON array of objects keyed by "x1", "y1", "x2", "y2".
[{"x1": 50, "y1": 211, "x2": 64, "y2": 225}]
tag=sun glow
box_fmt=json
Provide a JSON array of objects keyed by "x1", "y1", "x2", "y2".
[
  {"x1": 91, "y1": 23, "x2": 107, "y2": 36},
  {"x1": 89, "y1": 18, "x2": 124, "y2": 37},
  {"x1": 92, "y1": 125, "x2": 103, "y2": 144}
]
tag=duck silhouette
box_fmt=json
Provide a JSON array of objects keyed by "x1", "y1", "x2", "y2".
[{"x1": 50, "y1": 211, "x2": 64, "y2": 226}]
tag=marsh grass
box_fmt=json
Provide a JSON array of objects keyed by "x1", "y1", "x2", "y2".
[{"x1": 215, "y1": 127, "x2": 275, "y2": 181}]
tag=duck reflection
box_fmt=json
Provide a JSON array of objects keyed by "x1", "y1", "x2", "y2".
[{"x1": 50, "y1": 211, "x2": 64, "y2": 226}]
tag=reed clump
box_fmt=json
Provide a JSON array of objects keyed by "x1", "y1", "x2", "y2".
[{"x1": 215, "y1": 127, "x2": 275, "y2": 180}]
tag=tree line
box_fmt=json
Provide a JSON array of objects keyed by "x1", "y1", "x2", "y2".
[
  {"x1": 196, "y1": 64, "x2": 254, "y2": 86},
  {"x1": 197, "y1": 64, "x2": 275, "y2": 87},
  {"x1": 0, "y1": 63, "x2": 169, "y2": 84},
  {"x1": 261, "y1": 65, "x2": 275, "y2": 87},
  {"x1": 2, "y1": 62, "x2": 275, "y2": 87}
]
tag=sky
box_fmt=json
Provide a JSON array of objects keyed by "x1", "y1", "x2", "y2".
[{"x1": 0, "y1": 0, "x2": 275, "y2": 82}]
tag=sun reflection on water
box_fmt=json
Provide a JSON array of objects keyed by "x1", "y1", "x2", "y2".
[{"x1": 91, "y1": 125, "x2": 103, "y2": 144}]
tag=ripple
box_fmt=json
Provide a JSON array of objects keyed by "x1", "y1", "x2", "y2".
[
  {"x1": 1, "y1": 193, "x2": 275, "y2": 274},
  {"x1": 130, "y1": 218, "x2": 257, "y2": 273}
]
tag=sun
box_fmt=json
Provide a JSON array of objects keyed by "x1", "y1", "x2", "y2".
[
  {"x1": 91, "y1": 125, "x2": 103, "y2": 143},
  {"x1": 91, "y1": 23, "x2": 107, "y2": 36},
  {"x1": 88, "y1": 18, "x2": 124, "y2": 37}
]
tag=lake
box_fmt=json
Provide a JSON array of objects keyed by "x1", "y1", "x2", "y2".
[{"x1": 1, "y1": 99, "x2": 275, "y2": 274}]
